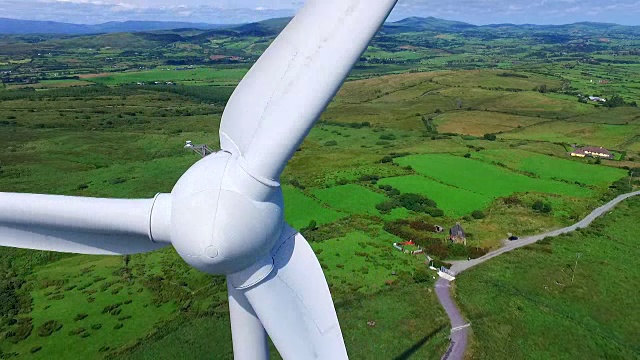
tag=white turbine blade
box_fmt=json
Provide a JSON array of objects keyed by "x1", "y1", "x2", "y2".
[
  {"x1": 220, "y1": 0, "x2": 398, "y2": 181},
  {"x1": 0, "y1": 193, "x2": 171, "y2": 255},
  {"x1": 230, "y1": 226, "x2": 347, "y2": 359}
]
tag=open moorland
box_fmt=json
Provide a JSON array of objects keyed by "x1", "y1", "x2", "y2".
[{"x1": 0, "y1": 16, "x2": 639, "y2": 359}]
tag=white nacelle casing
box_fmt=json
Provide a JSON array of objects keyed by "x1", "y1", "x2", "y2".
[{"x1": 169, "y1": 151, "x2": 284, "y2": 276}]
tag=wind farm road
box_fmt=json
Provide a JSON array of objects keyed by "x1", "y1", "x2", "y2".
[{"x1": 436, "y1": 190, "x2": 640, "y2": 360}]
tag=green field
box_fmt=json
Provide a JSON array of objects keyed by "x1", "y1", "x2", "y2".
[
  {"x1": 3, "y1": 253, "x2": 181, "y2": 359},
  {"x1": 282, "y1": 186, "x2": 343, "y2": 229},
  {"x1": 378, "y1": 175, "x2": 491, "y2": 217},
  {"x1": 455, "y1": 197, "x2": 640, "y2": 359},
  {"x1": 394, "y1": 154, "x2": 593, "y2": 198},
  {"x1": 87, "y1": 68, "x2": 248, "y2": 86},
  {"x1": 472, "y1": 149, "x2": 628, "y2": 187},
  {"x1": 312, "y1": 184, "x2": 387, "y2": 215}
]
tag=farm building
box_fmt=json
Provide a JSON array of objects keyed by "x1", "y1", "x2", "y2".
[
  {"x1": 570, "y1": 146, "x2": 614, "y2": 159},
  {"x1": 449, "y1": 223, "x2": 466, "y2": 245}
]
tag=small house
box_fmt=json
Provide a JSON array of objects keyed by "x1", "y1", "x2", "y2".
[
  {"x1": 449, "y1": 223, "x2": 466, "y2": 245},
  {"x1": 570, "y1": 146, "x2": 614, "y2": 159}
]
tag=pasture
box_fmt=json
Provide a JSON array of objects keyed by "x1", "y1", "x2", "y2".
[
  {"x1": 471, "y1": 149, "x2": 628, "y2": 187},
  {"x1": 378, "y1": 175, "x2": 491, "y2": 217},
  {"x1": 282, "y1": 186, "x2": 343, "y2": 229},
  {"x1": 455, "y1": 198, "x2": 640, "y2": 359},
  {"x1": 4, "y1": 253, "x2": 180, "y2": 359},
  {"x1": 87, "y1": 68, "x2": 247, "y2": 86},
  {"x1": 393, "y1": 154, "x2": 594, "y2": 199},
  {"x1": 312, "y1": 184, "x2": 387, "y2": 216}
]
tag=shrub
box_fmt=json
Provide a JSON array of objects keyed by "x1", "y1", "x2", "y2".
[
  {"x1": 9, "y1": 318, "x2": 33, "y2": 344},
  {"x1": 468, "y1": 247, "x2": 489, "y2": 259},
  {"x1": 380, "y1": 156, "x2": 394, "y2": 163},
  {"x1": 379, "y1": 133, "x2": 397, "y2": 141},
  {"x1": 37, "y1": 320, "x2": 63, "y2": 337},
  {"x1": 464, "y1": 153, "x2": 471, "y2": 158},
  {"x1": 427, "y1": 208, "x2": 445, "y2": 217},
  {"x1": 74, "y1": 313, "x2": 88, "y2": 322},
  {"x1": 68, "y1": 327, "x2": 86, "y2": 336},
  {"x1": 413, "y1": 266, "x2": 431, "y2": 283},
  {"x1": 324, "y1": 140, "x2": 338, "y2": 147},
  {"x1": 30, "y1": 346, "x2": 43, "y2": 354},
  {"x1": 483, "y1": 133, "x2": 497, "y2": 141},
  {"x1": 532, "y1": 201, "x2": 552, "y2": 213},
  {"x1": 113, "y1": 323, "x2": 124, "y2": 330},
  {"x1": 91, "y1": 324, "x2": 102, "y2": 330},
  {"x1": 471, "y1": 210, "x2": 486, "y2": 219}
]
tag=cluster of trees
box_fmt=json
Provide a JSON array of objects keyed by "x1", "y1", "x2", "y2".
[
  {"x1": 532, "y1": 200, "x2": 553, "y2": 214},
  {"x1": 376, "y1": 188, "x2": 444, "y2": 217},
  {"x1": 603, "y1": 94, "x2": 637, "y2": 108}
]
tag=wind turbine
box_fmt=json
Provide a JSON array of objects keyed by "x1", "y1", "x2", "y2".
[{"x1": 0, "y1": 0, "x2": 398, "y2": 359}]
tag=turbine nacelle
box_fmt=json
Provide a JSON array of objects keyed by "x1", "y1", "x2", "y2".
[{"x1": 165, "y1": 151, "x2": 284, "y2": 278}]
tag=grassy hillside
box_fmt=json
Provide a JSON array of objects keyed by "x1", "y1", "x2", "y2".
[{"x1": 455, "y1": 197, "x2": 640, "y2": 359}]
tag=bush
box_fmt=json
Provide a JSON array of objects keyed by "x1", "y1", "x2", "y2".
[
  {"x1": 464, "y1": 153, "x2": 471, "y2": 158},
  {"x1": 483, "y1": 133, "x2": 497, "y2": 141},
  {"x1": 468, "y1": 247, "x2": 489, "y2": 259},
  {"x1": 471, "y1": 210, "x2": 486, "y2": 219},
  {"x1": 9, "y1": 318, "x2": 33, "y2": 344},
  {"x1": 37, "y1": 320, "x2": 63, "y2": 337},
  {"x1": 380, "y1": 156, "x2": 394, "y2": 163},
  {"x1": 413, "y1": 266, "x2": 432, "y2": 283},
  {"x1": 532, "y1": 201, "x2": 552, "y2": 213},
  {"x1": 324, "y1": 140, "x2": 338, "y2": 147},
  {"x1": 68, "y1": 327, "x2": 86, "y2": 336},
  {"x1": 91, "y1": 324, "x2": 102, "y2": 330},
  {"x1": 427, "y1": 208, "x2": 445, "y2": 217},
  {"x1": 30, "y1": 346, "x2": 43, "y2": 354},
  {"x1": 379, "y1": 133, "x2": 397, "y2": 141},
  {"x1": 74, "y1": 313, "x2": 88, "y2": 322},
  {"x1": 113, "y1": 323, "x2": 124, "y2": 330}
]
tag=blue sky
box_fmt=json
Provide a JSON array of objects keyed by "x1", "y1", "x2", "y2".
[{"x1": 1, "y1": 0, "x2": 639, "y2": 25}]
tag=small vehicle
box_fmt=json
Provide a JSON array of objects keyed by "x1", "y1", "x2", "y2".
[{"x1": 509, "y1": 236, "x2": 519, "y2": 241}]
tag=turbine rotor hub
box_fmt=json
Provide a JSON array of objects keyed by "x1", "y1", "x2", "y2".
[{"x1": 169, "y1": 151, "x2": 284, "y2": 276}]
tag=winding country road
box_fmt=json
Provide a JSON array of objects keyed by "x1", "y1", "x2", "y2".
[{"x1": 437, "y1": 190, "x2": 640, "y2": 360}]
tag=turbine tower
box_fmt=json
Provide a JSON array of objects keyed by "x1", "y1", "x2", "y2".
[{"x1": 0, "y1": 1, "x2": 398, "y2": 358}]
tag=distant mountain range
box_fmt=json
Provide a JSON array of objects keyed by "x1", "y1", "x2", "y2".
[
  {"x1": 0, "y1": 16, "x2": 637, "y2": 36},
  {"x1": 0, "y1": 18, "x2": 227, "y2": 35}
]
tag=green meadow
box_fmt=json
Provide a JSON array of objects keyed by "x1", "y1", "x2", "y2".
[
  {"x1": 455, "y1": 197, "x2": 640, "y2": 359},
  {"x1": 472, "y1": 149, "x2": 628, "y2": 187},
  {"x1": 378, "y1": 175, "x2": 491, "y2": 217},
  {"x1": 282, "y1": 186, "x2": 343, "y2": 229},
  {"x1": 87, "y1": 68, "x2": 248, "y2": 86},
  {"x1": 312, "y1": 184, "x2": 387, "y2": 216},
  {"x1": 393, "y1": 154, "x2": 594, "y2": 199}
]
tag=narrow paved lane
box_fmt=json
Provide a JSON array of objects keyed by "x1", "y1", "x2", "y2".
[{"x1": 436, "y1": 190, "x2": 640, "y2": 360}]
